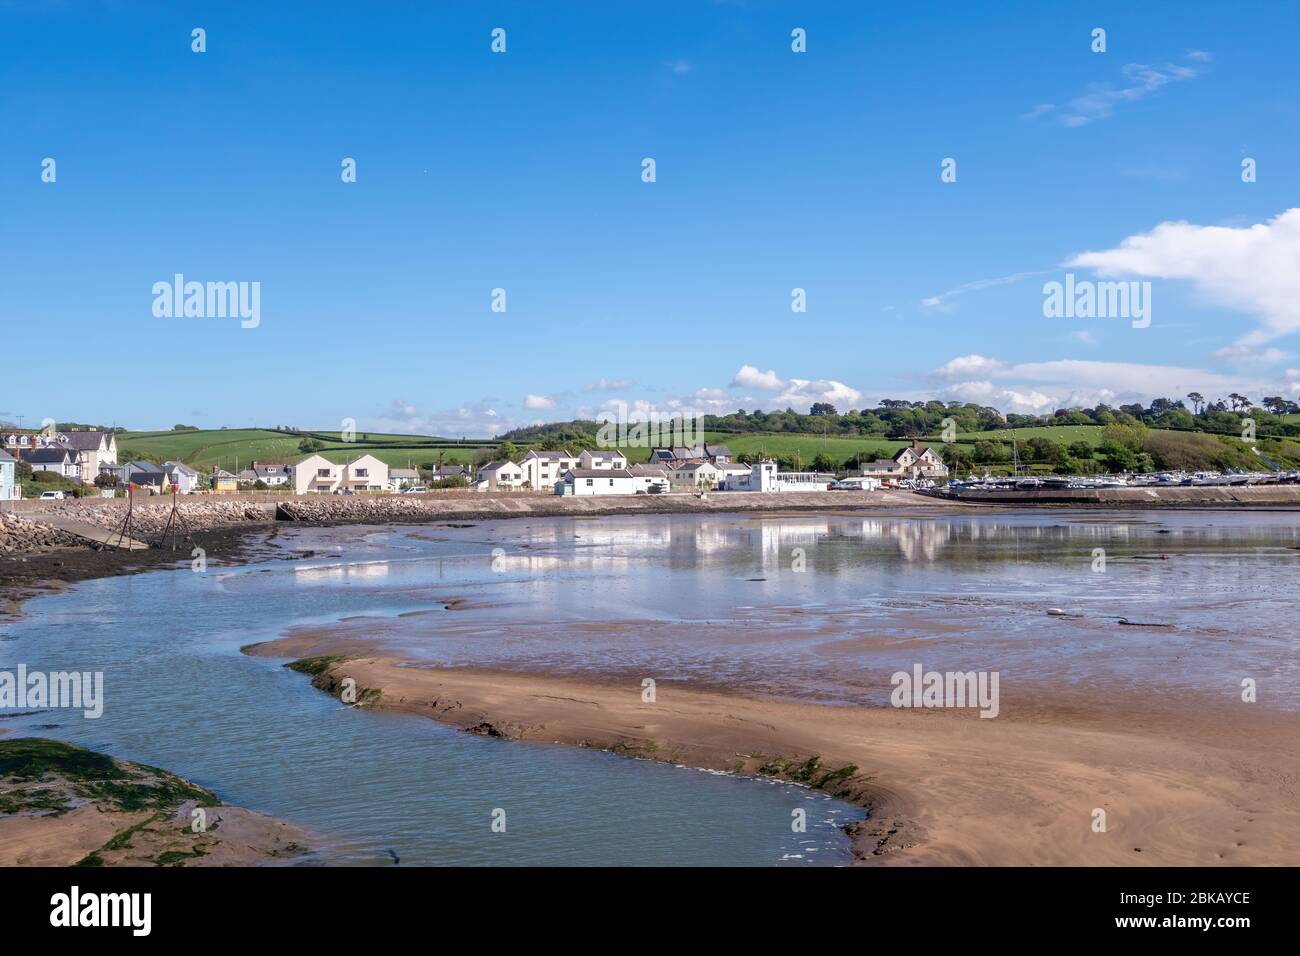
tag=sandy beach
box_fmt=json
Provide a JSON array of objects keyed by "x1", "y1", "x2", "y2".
[{"x1": 246, "y1": 634, "x2": 1300, "y2": 866}]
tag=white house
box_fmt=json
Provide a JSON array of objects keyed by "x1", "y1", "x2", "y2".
[
  {"x1": 861, "y1": 443, "x2": 949, "y2": 481},
  {"x1": 62, "y1": 431, "x2": 118, "y2": 483},
  {"x1": 713, "y1": 462, "x2": 752, "y2": 487},
  {"x1": 340, "y1": 454, "x2": 388, "y2": 492},
  {"x1": 518, "y1": 449, "x2": 579, "y2": 491},
  {"x1": 476, "y1": 460, "x2": 524, "y2": 491},
  {"x1": 556, "y1": 468, "x2": 637, "y2": 496},
  {"x1": 668, "y1": 461, "x2": 719, "y2": 492},
  {"x1": 578, "y1": 449, "x2": 628, "y2": 470},
  {"x1": 0, "y1": 450, "x2": 16, "y2": 500},
  {"x1": 163, "y1": 461, "x2": 200, "y2": 494},
  {"x1": 251, "y1": 462, "x2": 290, "y2": 487},
  {"x1": 628, "y1": 464, "x2": 671, "y2": 494},
  {"x1": 27, "y1": 447, "x2": 80, "y2": 479},
  {"x1": 289, "y1": 453, "x2": 389, "y2": 494},
  {"x1": 388, "y1": 467, "x2": 421, "y2": 491}
]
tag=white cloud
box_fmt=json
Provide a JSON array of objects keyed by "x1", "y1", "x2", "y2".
[
  {"x1": 942, "y1": 380, "x2": 1058, "y2": 414},
  {"x1": 932, "y1": 354, "x2": 1011, "y2": 380},
  {"x1": 729, "y1": 365, "x2": 860, "y2": 411},
  {"x1": 664, "y1": 59, "x2": 691, "y2": 75},
  {"x1": 585, "y1": 377, "x2": 632, "y2": 392},
  {"x1": 931, "y1": 355, "x2": 1283, "y2": 413},
  {"x1": 369, "y1": 400, "x2": 517, "y2": 439},
  {"x1": 1068, "y1": 208, "x2": 1300, "y2": 351},
  {"x1": 771, "y1": 378, "x2": 863, "y2": 411},
  {"x1": 523, "y1": 394, "x2": 556, "y2": 410},
  {"x1": 731, "y1": 365, "x2": 785, "y2": 390}
]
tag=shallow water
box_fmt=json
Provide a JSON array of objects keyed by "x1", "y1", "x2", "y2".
[
  {"x1": 272, "y1": 510, "x2": 1300, "y2": 708},
  {"x1": 3, "y1": 508, "x2": 1295, "y2": 865},
  {"x1": 0, "y1": 525, "x2": 866, "y2": 866}
]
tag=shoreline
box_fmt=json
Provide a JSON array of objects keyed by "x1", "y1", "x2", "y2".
[
  {"x1": 0, "y1": 738, "x2": 314, "y2": 867},
  {"x1": 0, "y1": 491, "x2": 960, "y2": 617},
  {"x1": 244, "y1": 640, "x2": 1300, "y2": 866},
  {"x1": 6, "y1": 485, "x2": 1300, "y2": 616}
]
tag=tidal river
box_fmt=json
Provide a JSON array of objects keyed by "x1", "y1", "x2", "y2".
[{"x1": 3, "y1": 509, "x2": 1296, "y2": 865}]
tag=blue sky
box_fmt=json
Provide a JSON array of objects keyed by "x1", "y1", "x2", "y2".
[{"x1": 2, "y1": 0, "x2": 1298, "y2": 435}]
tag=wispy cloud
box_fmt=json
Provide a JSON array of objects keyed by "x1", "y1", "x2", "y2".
[
  {"x1": 921, "y1": 271, "x2": 1045, "y2": 309},
  {"x1": 1024, "y1": 52, "x2": 1210, "y2": 127}
]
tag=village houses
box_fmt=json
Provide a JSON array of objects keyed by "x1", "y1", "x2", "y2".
[{"x1": 3, "y1": 428, "x2": 119, "y2": 486}]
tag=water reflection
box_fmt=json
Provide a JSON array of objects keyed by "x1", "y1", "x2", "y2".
[{"x1": 286, "y1": 511, "x2": 1300, "y2": 708}]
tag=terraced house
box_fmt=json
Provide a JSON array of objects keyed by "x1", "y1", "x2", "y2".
[
  {"x1": 290, "y1": 453, "x2": 389, "y2": 494},
  {"x1": 518, "y1": 449, "x2": 579, "y2": 491}
]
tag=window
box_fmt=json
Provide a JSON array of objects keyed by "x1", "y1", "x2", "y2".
[
  {"x1": 317, "y1": 469, "x2": 331, "y2": 478},
  {"x1": 355, "y1": 468, "x2": 368, "y2": 478},
  {"x1": 585, "y1": 478, "x2": 593, "y2": 486},
  {"x1": 608, "y1": 479, "x2": 614, "y2": 486}
]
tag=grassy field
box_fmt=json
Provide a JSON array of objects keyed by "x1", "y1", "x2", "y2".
[
  {"x1": 704, "y1": 432, "x2": 912, "y2": 465},
  {"x1": 117, "y1": 421, "x2": 1298, "y2": 476},
  {"x1": 117, "y1": 428, "x2": 493, "y2": 473},
  {"x1": 950, "y1": 424, "x2": 1106, "y2": 447}
]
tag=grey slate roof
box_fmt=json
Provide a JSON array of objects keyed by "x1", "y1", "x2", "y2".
[
  {"x1": 565, "y1": 468, "x2": 634, "y2": 479},
  {"x1": 61, "y1": 431, "x2": 111, "y2": 451},
  {"x1": 28, "y1": 448, "x2": 75, "y2": 464}
]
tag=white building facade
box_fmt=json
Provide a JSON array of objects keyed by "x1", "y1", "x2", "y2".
[
  {"x1": 289, "y1": 453, "x2": 389, "y2": 494},
  {"x1": 519, "y1": 449, "x2": 579, "y2": 491},
  {"x1": 557, "y1": 468, "x2": 637, "y2": 496},
  {"x1": 726, "y1": 460, "x2": 834, "y2": 493}
]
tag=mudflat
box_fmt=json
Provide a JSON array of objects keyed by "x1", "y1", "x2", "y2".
[{"x1": 247, "y1": 635, "x2": 1300, "y2": 866}]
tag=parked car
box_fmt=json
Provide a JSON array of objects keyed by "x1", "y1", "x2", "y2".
[
  {"x1": 39, "y1": 490, "x2": 66, "y2": 500},
  {"x1": 402, "y1": 487, "x2": 428, "y2": 494}
]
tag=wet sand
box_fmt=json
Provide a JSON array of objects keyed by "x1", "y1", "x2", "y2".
[{"x1": 247, "y1": 634, "x2": 1300, "y2": 866}]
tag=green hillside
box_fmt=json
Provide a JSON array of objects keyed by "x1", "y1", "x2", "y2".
[
  {"x1": 116, "y1": 420, "x2": 1300, "y2": 479},
  {"x1": 117, "y1": 428, "x2": 495, "y2": 473}
]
